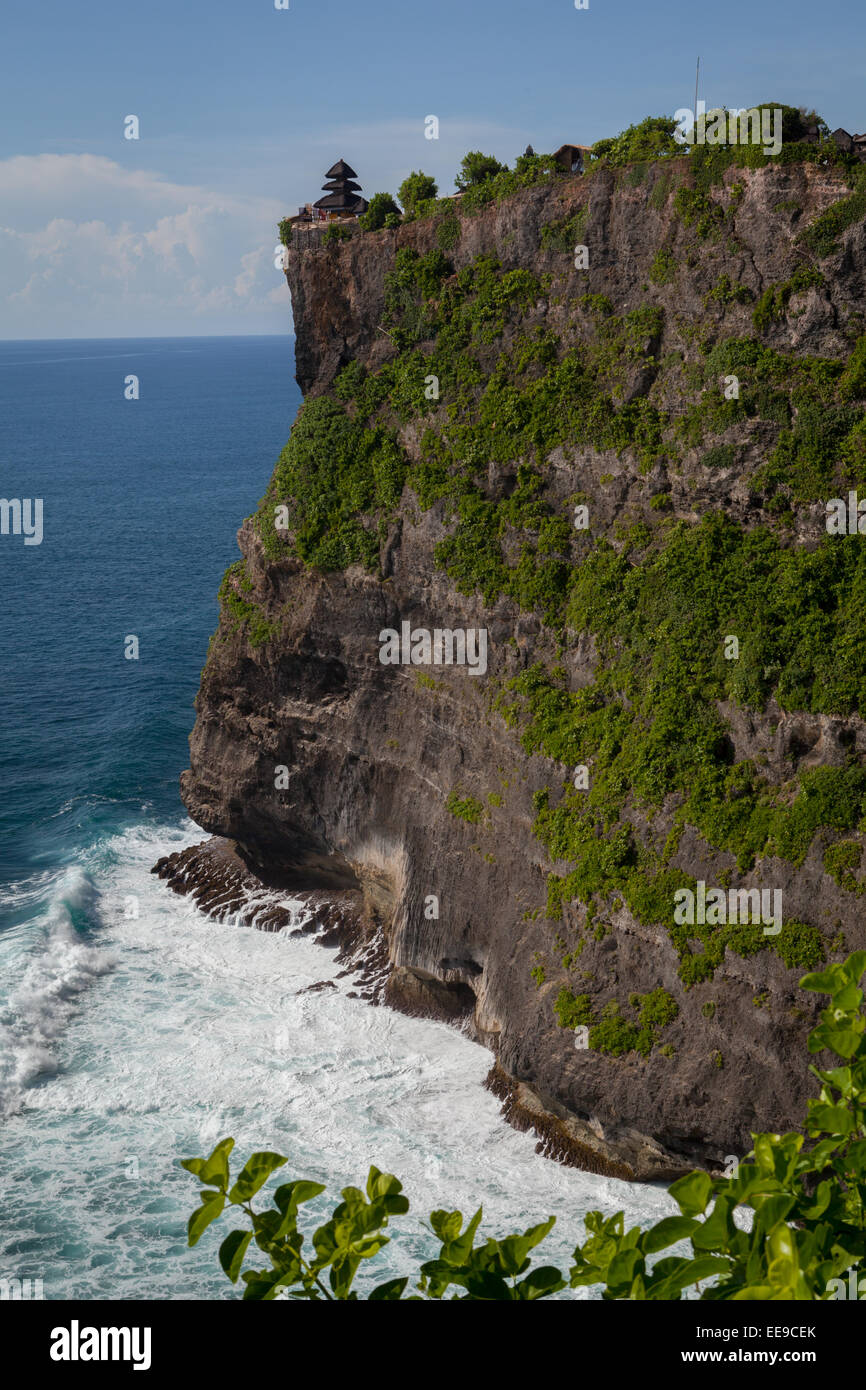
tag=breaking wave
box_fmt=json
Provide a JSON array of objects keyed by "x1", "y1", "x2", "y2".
[
  {"x1": 0, "y1": 819, "x2": 677, "y2": 1298},
  {"x1": 0, "y1": 866, "x2": 115, "y2": 1116}
]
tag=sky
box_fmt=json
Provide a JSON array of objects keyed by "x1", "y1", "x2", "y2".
[{"x1": 2, "y1": 0, "x2": 865, "y2": 339}]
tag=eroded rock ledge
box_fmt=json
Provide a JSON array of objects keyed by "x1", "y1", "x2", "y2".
[
  {"x1": 154, "y1": 837, "x2": 707, "y2": 1181},
  {"x1": 151, "y1": 837, "x2": 389, "y2": 1001}
]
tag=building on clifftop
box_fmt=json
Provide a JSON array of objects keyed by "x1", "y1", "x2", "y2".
[
  {"x1": 831, "y1": 128, "x2": 866, "y2": 160},
  {"x1": 314, "y1": 159, "x2": 368, "y2": 217},
  {"x1": 293, "y1": 160, "x2": 368, "y2": 227},
  {"x1": 552, "y1": 143, "x2": 594, "y2": 175}
]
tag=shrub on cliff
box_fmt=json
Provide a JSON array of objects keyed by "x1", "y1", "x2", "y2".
[
  {"x1": 514, "y1": 149, "x2": 561, "y2": 182},
  {"x1": 180, "y1": 954, "x2": 866, "y2": 1298},
  {"x1": 456, "y1": 150, "x2": 507, "y2": 189},
  {"x1": 752, "y1": 265, "x2": 824, "y2": 333},
  {"x1": 798, "y1": 166, "x2": 866, "y2": 258},
  {"x1": 382, "y1": 247, "x2": 453, "y2": 346},
  {"x1": 445, "y1": 788, "x2": 484, "y2": 824},
  {"x1": 452, "y1": 152, "x2": 563, "y2": 215},
  {"x1": 321, "y1": 224, "x2": 353, "y2": 245},
  {"x1": 839, "y1": 334, "x2": 866, "y2": 402},
  {"x1": 591, "y1": 115, "x2": 681, "y2": 167},
  {"x1": 398, "y1": 170, "x2": 438, "y2": 214},
  {"x1": 359, "y1": 192, "x2": 401, "y2": 231}
]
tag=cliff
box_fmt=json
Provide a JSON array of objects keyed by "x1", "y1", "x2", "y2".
[{"x1": 159, "y1": 151, "x2": 866, "y2": 1179}]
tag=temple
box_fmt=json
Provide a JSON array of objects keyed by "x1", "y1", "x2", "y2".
[{"x1": 294, "y1": 160, "x2": 368, "y2": 227}]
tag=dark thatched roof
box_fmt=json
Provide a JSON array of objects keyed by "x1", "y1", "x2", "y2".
[
  {"x1": 313, "y1": 192, "x2": 368, "y2": 213},
  {"x1": 325, "y1": 159, "x2": 358, "y2": 179}
]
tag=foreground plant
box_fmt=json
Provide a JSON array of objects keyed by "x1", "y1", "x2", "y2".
[
  {"x1": 182, "y1": 954, "x2": 866, "y2": 1299},
  {"x1": 181, "y1": 1150, "x2": 562, "y2": 1300}
]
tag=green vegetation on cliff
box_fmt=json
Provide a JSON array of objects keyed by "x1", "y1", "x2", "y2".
[
  {"x1": 218, "y1": 561, "x2": 280, "y2": 648},
  {"x1": 258, "y1": 396, "x2": 406, "y2": 570},
  {"x1": 554, "y1": 986, "x2": 679, "y2": 1057},
  {"x1": 498, "y1": 508, "x2": 866, "y2": 981}
]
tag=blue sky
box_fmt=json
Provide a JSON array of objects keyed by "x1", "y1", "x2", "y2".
[{"x1": 2, "y1": 0, "x2": 864, "y2": 337}]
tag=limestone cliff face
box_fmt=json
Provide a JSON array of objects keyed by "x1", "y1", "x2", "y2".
[
  {"x1": 176, "y1": 157, "x2": 866, "y2": 1179},
  {"x1": 289, "y1": 161, "x2": 860, "y2": 393}
]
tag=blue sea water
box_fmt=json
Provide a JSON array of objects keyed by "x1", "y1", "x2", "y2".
[{"x1": 0, "y1": 336, "x2": 673, "y2": 1300}]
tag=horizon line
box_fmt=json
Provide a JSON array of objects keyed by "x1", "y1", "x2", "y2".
[{"x1": 0, "y1": 332, "x2": 295, "y2": 344}]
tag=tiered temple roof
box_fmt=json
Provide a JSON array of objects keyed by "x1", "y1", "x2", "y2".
[{"x1": 313, "y1": 160, "x2": 368, "y2": 215}]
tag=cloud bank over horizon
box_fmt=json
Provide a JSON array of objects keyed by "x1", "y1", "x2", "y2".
[{"x1": 0, "y1": 154, "x2": 290, "y2": 339}]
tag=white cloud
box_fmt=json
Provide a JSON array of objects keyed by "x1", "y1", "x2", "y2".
[{"x1": 0, "y1": 155, "x2": 288, "y2": 337}]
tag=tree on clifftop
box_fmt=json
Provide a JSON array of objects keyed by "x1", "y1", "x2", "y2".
[
  {"x1": 591, "y1": 115, "x2": 681, "y2": 166},
  {"x1": 359, "y1": 192, "x2": 402, "y2": 231},
  {"x1": 398, "y1": 171, "x2": 438, "y2": 214},
  {"x1": 456, "y1": 150, "x2": 507, "y2": 189}
]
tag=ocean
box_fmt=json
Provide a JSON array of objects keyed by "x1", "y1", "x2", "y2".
[{"x1": 0, "y1": 336, "x2": 674, "y2": 1300}]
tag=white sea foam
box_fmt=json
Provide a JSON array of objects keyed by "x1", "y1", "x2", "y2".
[
  {"x1": 0, "y1": 866, "x2": 115, "y2": 1115},
  {"x1": 0, "y1": 819, "x2": 677, "y2": 1299}
]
